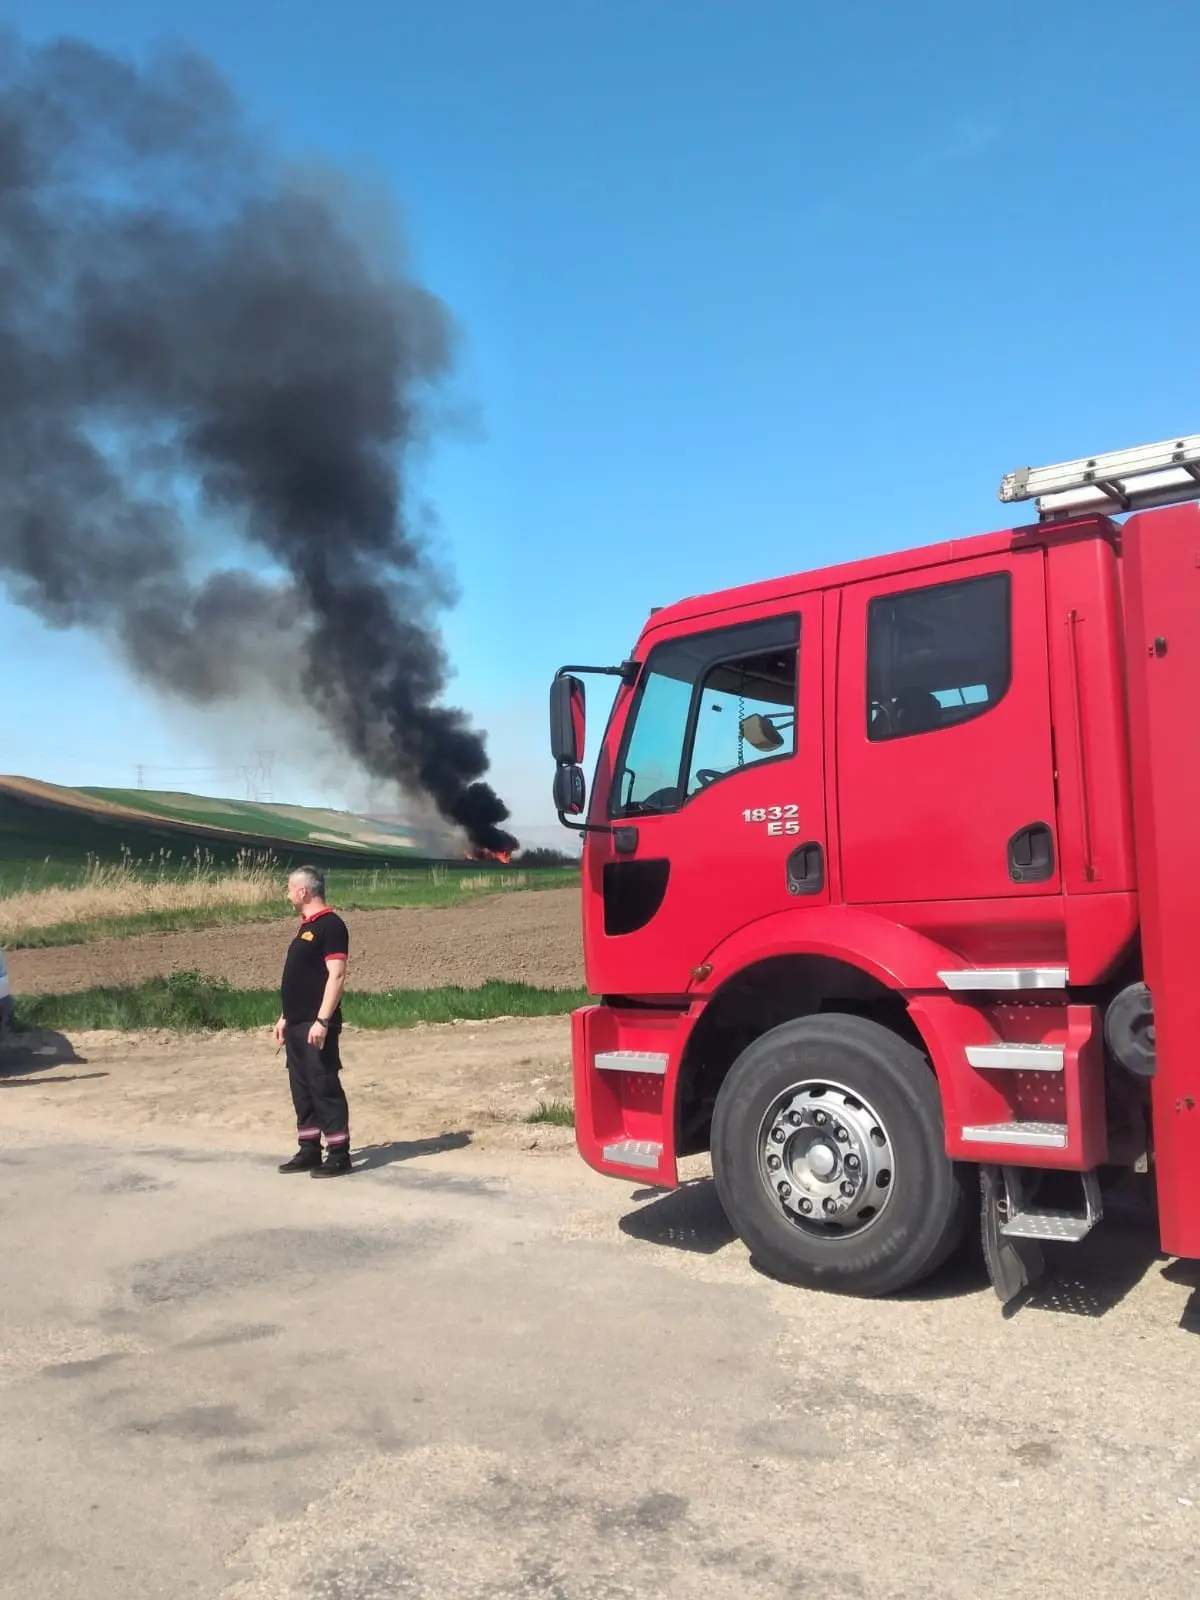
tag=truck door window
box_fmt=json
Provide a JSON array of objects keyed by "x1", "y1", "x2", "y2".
[
  {"x1": 615, "y1": 661, "x2": 696, "y2": 814},
  {"x1": 866, "y1": 572, "x2": 1011, "y2": 742},
  {"x1": 612, "y1": 615, "x2": 799, "y2": 817},
  {"x1": 686, "y1": 648, "x2": 797, "y2": 796}
]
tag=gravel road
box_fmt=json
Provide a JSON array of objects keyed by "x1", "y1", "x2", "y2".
[{"x1": 1, "y1": 1024, "x2": 1199, "y2": 1598}]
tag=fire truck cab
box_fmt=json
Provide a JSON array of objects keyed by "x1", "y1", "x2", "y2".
[{"x1": 550, "y1": 435, "x2": 1200, "y2": 1302}]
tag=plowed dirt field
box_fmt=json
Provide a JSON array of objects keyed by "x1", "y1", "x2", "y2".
[{"x1": 6, "y1": 887, "x2": 584, "y2": 996}]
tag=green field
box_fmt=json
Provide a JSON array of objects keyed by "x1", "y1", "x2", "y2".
[
  {"x1": 0, "y1": 775, "x2": 578, "y2": 948},
  {"x1": 81, "y1": 787, "x2": 429, "y2": 854},
  {"x1": 0, "y1": 777, "x2": 583, "y2": 1033},
  {"x1": 3, "y1": 863, "x2": 577, "y2": 949},
  {"x1": 1, "y1": 777, "x2": 574, "y2": 884},
  {"x1": 15, "y1": 973, "x2": 589, "y2": 1033},
  {"x1": 0, "y1": 777, "x2": 431, "y2": 888}
]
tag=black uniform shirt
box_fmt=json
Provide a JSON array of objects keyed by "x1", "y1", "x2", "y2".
[{"x1": 281, "y1": 908, "x2": 349, "y2": 1024}]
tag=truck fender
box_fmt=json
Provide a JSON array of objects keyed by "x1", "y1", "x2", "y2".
[
  {"x1": 695, "y1": 904, "x2": 960, "y2": 998},
  {"x1": 691, "y1": 908, "x2": 980, "y2": 1139}
]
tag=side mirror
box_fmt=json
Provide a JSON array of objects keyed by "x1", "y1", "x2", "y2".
[
  {"x1": 550, "y1": 674, "x2": 586, "y2": 766},
  {"x1": 553, "y1": 763, "x2": 586, "y2": 817}
]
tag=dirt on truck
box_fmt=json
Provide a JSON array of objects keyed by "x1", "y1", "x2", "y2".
[{"x1": 550, "y1": 433, "x2": 1200, "y2": 1307}]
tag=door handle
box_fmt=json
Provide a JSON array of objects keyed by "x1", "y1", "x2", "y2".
[
  {"x1": 1007, "y1": 822, "x2": 1055, "y2": 884},
  {"x1": 786, "y1": 842, "x2": 825, "y2": 897}
]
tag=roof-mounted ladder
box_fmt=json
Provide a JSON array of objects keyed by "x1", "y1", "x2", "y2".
[{"x1": 999, "y1": 433, "x2": 1200, "y2": 520}]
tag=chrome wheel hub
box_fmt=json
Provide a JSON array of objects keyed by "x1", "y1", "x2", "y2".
[{"x1": 757, "y1": 1080, "x2": 896, "y2": 1237}]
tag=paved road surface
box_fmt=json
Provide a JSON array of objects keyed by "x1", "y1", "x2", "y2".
[{"x1": 2, "y1": 1122, "x2": 1198, "y2": 1598}]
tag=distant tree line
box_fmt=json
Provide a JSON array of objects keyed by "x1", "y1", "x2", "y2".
[{"x1": 515, "y1": 846, "x2": 580, "y2": 868}]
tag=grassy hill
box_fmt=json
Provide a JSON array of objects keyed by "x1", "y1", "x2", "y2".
[
  {"x1": 81, "y1": 786, "x2": 441, "y2": 855},
  {"x1": 0, "y1": 775, "x2": 449, "y2": 891}
]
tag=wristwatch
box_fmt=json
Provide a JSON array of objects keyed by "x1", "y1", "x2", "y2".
[{"x1": 316, "y1": 1016, "x2": 330, "y2": 1026}]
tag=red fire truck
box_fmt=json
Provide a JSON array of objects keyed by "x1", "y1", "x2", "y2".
[{"x1": 549, "y1": 434, "x2": 1200, "y2": 1303}]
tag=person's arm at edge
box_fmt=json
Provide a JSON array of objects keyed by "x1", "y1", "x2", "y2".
[{"x1": 308, "y1": 955, "x2": 347, "y2": 1046}]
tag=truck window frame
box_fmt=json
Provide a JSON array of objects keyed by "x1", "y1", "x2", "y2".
[
  {"x1": 865, "y1": 570, "x2": 1013, "y2": 743},
  {"x1": 609, "y1": 613, "x2": 801, "y2": 820}
]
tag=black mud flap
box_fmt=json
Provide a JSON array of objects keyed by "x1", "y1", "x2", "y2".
[{"x1": 980, "y1": 1164, "x2": 1045, "y2": 1307}]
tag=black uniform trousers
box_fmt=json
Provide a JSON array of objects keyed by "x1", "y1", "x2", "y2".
[{"x1": 284, "y1": 1021, "x2": 350, "y2": 1148}]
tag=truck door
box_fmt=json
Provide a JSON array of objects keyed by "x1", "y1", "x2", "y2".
[
  {"x1": 836, "y1": 550, "x2": 1062, "y2": 916},
  {"x1": 585, "y1": 594, "x2": 826, "y2": 997}
]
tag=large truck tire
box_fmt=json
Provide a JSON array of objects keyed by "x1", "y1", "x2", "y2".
[{"x1": 711, "y1": 1012, "x2": 970, "y2": 1297}]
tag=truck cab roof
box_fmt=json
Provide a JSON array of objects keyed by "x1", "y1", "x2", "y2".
[{"x1": 642, "y1": 513, "x2": 1119, "y2": 637}]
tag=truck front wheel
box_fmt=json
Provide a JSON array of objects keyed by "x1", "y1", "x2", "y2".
[{"x1": 711, "y1": 1013, "x2": 970, "y2": 1297}]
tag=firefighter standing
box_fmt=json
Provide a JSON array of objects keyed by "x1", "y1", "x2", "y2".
[{"x1": 273, "y1": 865, "x2": 352, "y2": 1178}]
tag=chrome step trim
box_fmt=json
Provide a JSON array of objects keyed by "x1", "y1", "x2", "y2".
[
  {"x1": 965, "y1": 1043, "x2": 1065, "y2": 1073},
  {"x1": 961, "y1": 1121, "x2": 1068, "y2": 1149},
  {"x1": 601, "y1": 1139, "x2": 663, "y2": 1169},
  {"x1": 939, "y1": 966, "x2": 1069, "y2": 992},
  {"x1": 595, "y1": 1051, "x2": 669, "y2": 1076}
]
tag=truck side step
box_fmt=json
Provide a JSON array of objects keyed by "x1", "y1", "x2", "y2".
[
  {"x1": 601, "y1": 1139, "x2": 663, "y2": 1169},
  {"x1": 962, "y1": 1121, "x2": 1067, "y2": 1149},
  {"x1": 945, "y1": 1003, "x2": 1107, "y2": 1169},
  {"x1": 1000, "y1": 1171, "x2": 1102, "y2": 1245},
  {"x1": 939, "y1": 966, "x2": 1069, "y2": 992},
  {"x1": 1001, "y1": 1211, "x2": 1092, "y2": 1242},
  {"x1": 595, "y1": 1050, "x2": 669, "y2": 1075},
  {"x1": 965, "y1": 1043, "x2": 1064, "y2": 1072}
]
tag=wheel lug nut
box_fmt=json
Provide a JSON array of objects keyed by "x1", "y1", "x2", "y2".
[
  {"x1": 788, "y1": 1111, "x2": 802, "y2": 1126},
  {"x1": 835, "y1": 1127, "x2": 849, "y2": 1143},
  {"x1": 767, "y1": 1154, "x2": 781, "y2": 1172},
  {"x1": 778, "y1": 1182, "x2": 792, "y2": 1199},
  {"x1": 823, "y1": 1197, "x2": 838, "y2": 1215},
  {"x1": 840, "y1": 1180, "x2": 855, "y2": 1197},
  {"x1": 771, "y1": 1128, "x2": 785, "y2": 1143},
  {"x1": 799, "y1": 1198, "x2": 813, "y2": 1214},
  {"x1": 845, "y1": 1154, "x2": 861, "y2": 1171},
  {"x1": 813, "y1": 1111, "x2": 827, "y2": 1126}
]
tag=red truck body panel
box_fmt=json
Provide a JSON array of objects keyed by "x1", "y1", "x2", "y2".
[
  {"x1": 1122, "y1": 504, "x2": 1200, "y2": 1258},
  {"x1": 567, "y1": 498, "x2": 1198, "y2": 1262}
]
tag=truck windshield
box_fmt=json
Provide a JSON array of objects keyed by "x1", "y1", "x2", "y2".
[{"x1": 612, "y1": 616, "x2": 799, "y2": 816}]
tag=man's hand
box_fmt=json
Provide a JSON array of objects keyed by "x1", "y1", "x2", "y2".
[
  {"x1": 273, "y1": 1015, "x2": 286, "y2": 1048},
  {"x1": 307, "y1": 1019, "x2": 328, "y2": 1047}
]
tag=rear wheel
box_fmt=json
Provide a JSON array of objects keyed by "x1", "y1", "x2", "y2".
[{"x1": 711, "y1": 1013, "x2": 970, "y2": 1297}]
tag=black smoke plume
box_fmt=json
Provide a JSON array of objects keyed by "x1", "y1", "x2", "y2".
[{"x1": 0, "y1": 33, "x2": 517, "y2": 854}]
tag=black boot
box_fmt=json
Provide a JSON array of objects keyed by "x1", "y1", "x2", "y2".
[
  {"x1": 278, "y1": 1143, "x2": 322, "y2": 1173},
  {"x1": 311, "y1": 1145, "x2": 352, "y2": 1179}
]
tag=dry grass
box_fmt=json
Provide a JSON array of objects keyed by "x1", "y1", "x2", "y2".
[
  {"x1": 0, "y1": 851, "x2": 279, "y2": 939},
  {"x1": 457, "y1": 872, "x2": 528, "y2": 894}
]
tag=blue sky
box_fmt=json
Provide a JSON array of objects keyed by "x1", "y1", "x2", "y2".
[{"x1": 4, "y1": 0, "x2": 1200, "y2": 841}]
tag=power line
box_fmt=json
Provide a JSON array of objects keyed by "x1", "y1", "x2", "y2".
[{"x1": 129, "y1": 761, "x2": 263, "y2": 795}]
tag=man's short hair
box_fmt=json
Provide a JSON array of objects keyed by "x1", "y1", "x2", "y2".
[{"x1": 290, "y1": 865, "x2": 325, "y2": 898}]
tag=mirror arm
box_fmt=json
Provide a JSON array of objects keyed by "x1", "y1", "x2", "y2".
[
  {"x1": 555, "y1": 660, "x2": 640, "y2": 686},
  {"x1": 555, "y1": 808, "x2": 638, "y2": 854}
]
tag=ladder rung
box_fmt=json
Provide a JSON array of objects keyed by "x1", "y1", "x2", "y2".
[{"x1": 966, "y1": 1043, "x2": 1064, "y2": 1072}]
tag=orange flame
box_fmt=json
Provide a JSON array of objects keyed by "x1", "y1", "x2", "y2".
[{"x1": 464, "y1": 848, "x2": 513, "y2": 865}]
